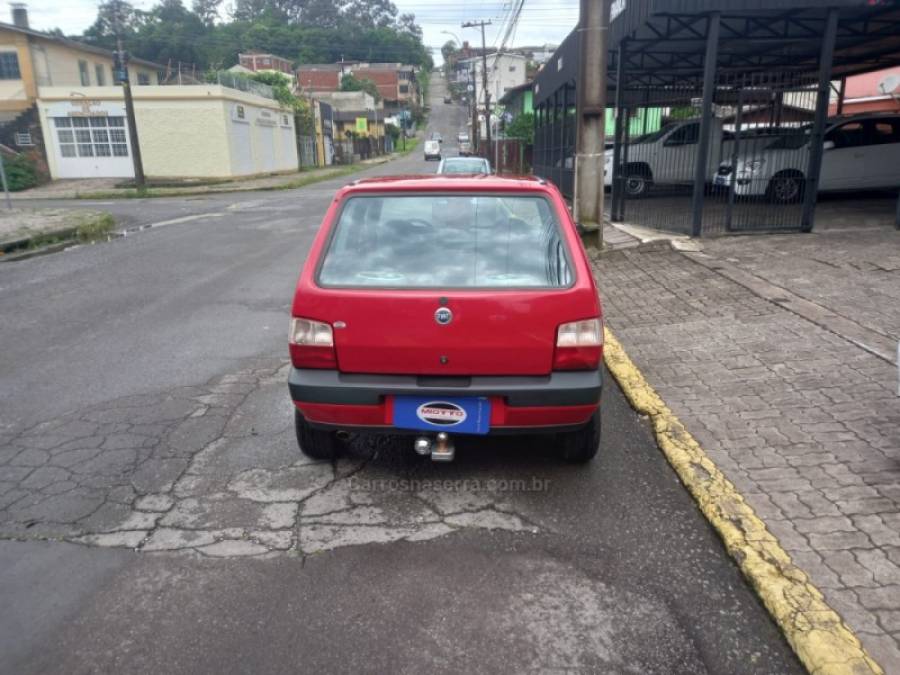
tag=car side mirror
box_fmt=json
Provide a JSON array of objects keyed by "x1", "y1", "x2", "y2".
[{"x1": 823, "y1": 140, "x2": 835, "y2": 150}]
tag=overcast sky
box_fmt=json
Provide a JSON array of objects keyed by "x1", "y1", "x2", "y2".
[{"x1": 23, "y1": 0, "x2": 579, "y2": 63}]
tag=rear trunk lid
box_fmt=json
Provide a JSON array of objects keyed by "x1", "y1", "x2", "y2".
[{"x1": 307, "y1": 289, "x2": 590, "y2": 376}]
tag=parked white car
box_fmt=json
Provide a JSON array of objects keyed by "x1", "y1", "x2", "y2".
[
  {"x1": 714, "y1": 113, "x2": 900, "y2": 202},
  {"x1": 603, "y1": 120, "x2": 797, "y2": 198},
  {"x1": 603, "y1": 119, "x2": 732, "y2": 197}
]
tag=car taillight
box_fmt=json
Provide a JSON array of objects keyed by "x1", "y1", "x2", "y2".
[
  {"x1": 553, "y1": 318, "x2": 603, "y2": 371},
  {"x1": 289, "y1": 317, "x2": 337, "y2": 369}
]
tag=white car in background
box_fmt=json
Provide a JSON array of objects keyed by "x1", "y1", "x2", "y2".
[
  {"x1": 714, "y1": 113, "x2": 900, "y2": 202},
  {"x1": 602, "y1": 121, "x2": 798, "y2": 197},
  {"x1": 423, "y1": 139, "x2": 442, "y2": 161},
  {"x1": 437, "y1": 157, "x2": 491, "y2": 175}
]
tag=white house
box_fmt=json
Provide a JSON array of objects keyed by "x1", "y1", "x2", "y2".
[{"x1": 461, "y1": 53, "x2": 528, "y2": 111}]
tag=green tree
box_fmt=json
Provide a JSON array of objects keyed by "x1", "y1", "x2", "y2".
[
  {"x1": 340, "y1": 73, "x2": 381, "y2": 103},
  {"x1": 441, "y1": 40, "x2": 457, "y2": 65},
  {"x1": 75, "y1": 0, "x2": 433, "y2": 75},
  {"x1": 3, "y1": 153, "x2": 40, "y2": 191},
  {"x1": 82, "y1": 0, "x2": 147, "y2": 50},
  {"x1": 505, "y1": 112, "x2": 534, "y2": 144},
  {"x1": 191, "y1": 0, "x2": 221, "y2": 25}
]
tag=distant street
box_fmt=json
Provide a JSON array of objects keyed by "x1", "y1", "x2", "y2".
[{"x1": 0, "y1": 74, "x2": 802, "y2": 674}]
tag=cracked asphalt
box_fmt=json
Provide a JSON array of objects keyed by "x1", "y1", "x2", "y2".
[{"x1": 0, "y1": 76, "x2": 803, "y2": 674}]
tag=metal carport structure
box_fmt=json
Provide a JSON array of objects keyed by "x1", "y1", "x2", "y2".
[{"x1": 532, "y1": 0, "x2": 900, "y2": 235}]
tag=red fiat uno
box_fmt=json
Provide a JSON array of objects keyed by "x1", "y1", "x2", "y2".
[{"x1": 288, "y1": 175, "x2": 603, "y2": 462}]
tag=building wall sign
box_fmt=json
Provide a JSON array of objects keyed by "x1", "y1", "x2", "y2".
[
  {"x1": 256, "y1": 108, "x2": 277, "y2": 126},
  {"x1": 45, "y1": 99, "x2": 125, "y2": 119}
]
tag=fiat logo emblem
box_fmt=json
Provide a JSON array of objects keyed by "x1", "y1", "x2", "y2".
[{"x1": 434, "y1": 307, "x2": 453, "y2": 325}]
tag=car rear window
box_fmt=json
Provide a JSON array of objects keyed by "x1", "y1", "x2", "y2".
[
  {"x1": 440, "y1": 160, "x2": 487, "y2": 174},
  {"x1": 317, "y1": 194, "x2": 573, "y2": 288}
]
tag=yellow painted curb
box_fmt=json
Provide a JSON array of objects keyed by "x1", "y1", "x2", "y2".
[{"x1": 603, "y1": 328, "x2": 883, "y2": 675}]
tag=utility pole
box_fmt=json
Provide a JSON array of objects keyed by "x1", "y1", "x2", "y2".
[
  {"x1": 112, "y1": 9, "x2": 145, "y2": 188},
  {"x1": 574, "y1": 0, "x2": 610, "y2": 249},
  {"x1": 0, "y1": 153, "x2": 11, "y2": 210},
  {"x1": 470, "y1": 62, "x2": 478, "y2": 152},
  {"x1": 462, "y1": 20, "x2": 492, "y2": 156}
]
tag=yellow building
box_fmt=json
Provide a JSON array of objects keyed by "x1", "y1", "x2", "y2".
[
  {"x1": 37, "y1": 85, "x2": 298, "y2": 180},
  {"x1": 0, "y1": 10, "x2": 162, "y2": 118},
  {"x1": 0, "y1": 6, "x2": 297, "y2": 180}
]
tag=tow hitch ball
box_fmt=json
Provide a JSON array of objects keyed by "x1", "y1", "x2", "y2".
[{"x1": 414, "y1": 432, "x2": 455, "y2": 462}]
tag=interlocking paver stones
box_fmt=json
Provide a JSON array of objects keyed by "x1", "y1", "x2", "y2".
[{"x1": 593, "y1": 244, "x2": 900, "y2": 672}]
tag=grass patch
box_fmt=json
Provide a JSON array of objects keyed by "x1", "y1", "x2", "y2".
[
  {"x1": 394, "y1": 136, "x2": 421, "y2": 156},
  {"x1": 26, "y1": 229, "x2": 76, "y2": 250},
  {"x1": 76, "y1": 155, "x2": 405, "y2": 200},
  {"x1": 76, "y1": 213, "x2": 116, "y2": 242}
]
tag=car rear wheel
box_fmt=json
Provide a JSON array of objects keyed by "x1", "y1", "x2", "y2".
[
  {"x1": 558, "y1": 410, "x2": 601, "y2": 463},
  {"x1": 294, "y1": 409, "x2": 339, "y2": 460}
]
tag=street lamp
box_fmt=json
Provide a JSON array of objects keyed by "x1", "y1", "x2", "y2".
[{"x1": 440, "y1": 30, "x2": 461, "y2": 47}]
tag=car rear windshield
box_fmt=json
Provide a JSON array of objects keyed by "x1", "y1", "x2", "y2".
[
  {"x1": 440, "y1": 160, "x2": 487, "y2": 174},
  {"x1": 317, "y1": 194, "x2": 572, "y2": 288}
]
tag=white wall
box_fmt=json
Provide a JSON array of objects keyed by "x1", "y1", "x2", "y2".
[
  {"x1": 38, "y1": 85, "x2": 298, "y2": 180},
  {"x1": 469, "y1": 54, "x2": 527, "y2": 109}
]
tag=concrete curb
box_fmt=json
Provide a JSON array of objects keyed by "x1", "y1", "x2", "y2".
[
  {"x1": 18, "y1": 156, "x2": 400, "y2": 201},
  {"x1": 603, "y1": 327, "x2": 884, "y2": 675}
]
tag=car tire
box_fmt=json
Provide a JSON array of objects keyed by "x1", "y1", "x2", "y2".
[
  {"x1": 624, "y1": 169, "x2": 652, "y2": 198},
  {"x1": 294, "y1": 409, "x2": 339, "y2": 460},
  {"x1": 766, "y1": 172, "x2": 804, "y2": 203},
  {"x1": 558, "y1": 410, "x2": 601, "y2": 463}
]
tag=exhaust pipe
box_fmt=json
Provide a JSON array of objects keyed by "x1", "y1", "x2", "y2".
[
  {"x1": 414, "y1": 436, "x2": 432, "y2": 456},
  {"x1": 412, "y1": 433, "x2": 455, "y2": 462}
]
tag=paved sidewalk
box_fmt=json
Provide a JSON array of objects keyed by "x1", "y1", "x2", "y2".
[
  {"x1": 0, "y1": 207, "x2": 109, "y2": 245},
  {"x1": 594, "y1": 234, "x2": 900, "y2": 672}
]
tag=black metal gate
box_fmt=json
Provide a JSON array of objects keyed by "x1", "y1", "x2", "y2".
[{"x1": 609, "y1": 71, "x2": 820, "y2": 235}]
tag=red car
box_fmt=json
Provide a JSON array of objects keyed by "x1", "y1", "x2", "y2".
[{"x1": 288, "y1": 175, "x2": 603, "y2": 462}]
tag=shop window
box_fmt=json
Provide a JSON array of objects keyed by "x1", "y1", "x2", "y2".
[
  {"x1": 137, "y1": 72, "x2": 151, "y2": 85},
  {"x1": 53, "y1": 116, "x2": 128, "y2": 159}
]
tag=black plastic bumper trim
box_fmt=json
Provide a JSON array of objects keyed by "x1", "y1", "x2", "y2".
[{"x1": 288, "y1": 368, "x2": 602, "y2": 407}]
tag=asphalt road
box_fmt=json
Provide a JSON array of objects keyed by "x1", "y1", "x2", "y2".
[{"x1": 0, "y1": 75, "x2": 803, "y2": 674}]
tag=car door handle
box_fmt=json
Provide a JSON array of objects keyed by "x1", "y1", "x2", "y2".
[{"x1": 853, "y1": 153, "x2": 864, "y2": 159}]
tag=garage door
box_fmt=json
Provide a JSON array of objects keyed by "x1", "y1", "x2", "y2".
[{"x1": 51, "y1": 116, "x2": 134, "y2": 179}]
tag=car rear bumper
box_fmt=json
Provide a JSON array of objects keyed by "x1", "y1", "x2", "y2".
[{"x1": 289, "y1": 368, "x2": 602, "y2": 433}]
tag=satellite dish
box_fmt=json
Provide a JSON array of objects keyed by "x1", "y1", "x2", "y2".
[{"x1": 878, "y1": 73, "x2": 900, "y2": 95}]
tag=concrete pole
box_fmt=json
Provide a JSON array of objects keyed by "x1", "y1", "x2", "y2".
[
  {"x1": 480, "y1": 24, "x2": 492, "y2": 154},
  {"x1": 0, "y1": 153, "x2": 12, "y2": 210},
  {"x1": 690, "y1": 12, "x2": 720, "y2": 238},
  {"x1": 574, "y1": 0, "x2": 610, "y2": 249},
  {"x1": 471, "y1": 63, "x2": 478, "y2": 151},
  {"x1": 800, "y1": 8, "x2": 839, "y2": 233}
]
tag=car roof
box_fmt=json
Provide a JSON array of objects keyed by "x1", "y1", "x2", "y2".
[{"x1": 339, "y1": 174, "x2": 548, "y2": 195}]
